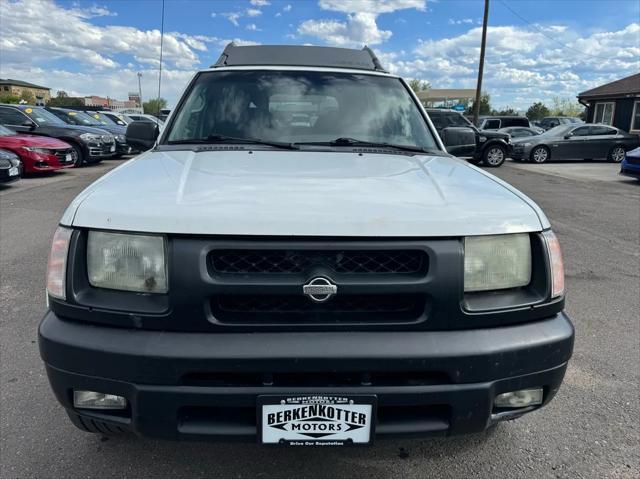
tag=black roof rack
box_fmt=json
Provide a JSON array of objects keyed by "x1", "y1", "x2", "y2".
[{"x1": 212, "y1": 43, "x2": 388, "y2": 73}]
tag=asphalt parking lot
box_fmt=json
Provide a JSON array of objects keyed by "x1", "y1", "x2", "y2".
[{"x1": 1, "y1": 158, "x2": 638, "y2": 479}]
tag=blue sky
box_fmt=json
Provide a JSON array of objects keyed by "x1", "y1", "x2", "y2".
[{"x1": 1, "y1": 0, "x2": 638, "y2": 110}]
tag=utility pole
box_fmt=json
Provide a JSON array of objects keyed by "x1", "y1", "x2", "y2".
[
  {"x1": 137, "y1": 72, "x2": 143, "y2": 111},
  {"x1": 473, "y1": 0, "x2": 490, "y2": 126}
]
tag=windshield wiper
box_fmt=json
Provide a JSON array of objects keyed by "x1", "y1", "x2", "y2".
[
  {"x1": 297, "y1": 137, "x2": 438, "y2": 154},
  {"x1": 167, "y1": 134, "x2": 299, "y2": 150}
]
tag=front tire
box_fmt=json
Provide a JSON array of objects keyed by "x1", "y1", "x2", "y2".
[
  {"x1": 608, "y1": 145, "x2": 625, "y2": 163},
  {"x1": 69, "y1": 143, "x2": 85, "y2": 167},
  {"x1": 482, "y1": 145, "x2": 506, "y2": 167},
  {"x1": 530, "y1": 146, "x2": 550, "y2": 164}
]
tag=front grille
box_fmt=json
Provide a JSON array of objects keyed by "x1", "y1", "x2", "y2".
[
  {"x1": 212, "y1": 294, "x2": 426, "y2": 323},
  {"x1": 210, "y1": 249, "x2": 427, "y2": 275},
  {"x1": 54, "y1": 149, "x2": 74, "y2": 164}
]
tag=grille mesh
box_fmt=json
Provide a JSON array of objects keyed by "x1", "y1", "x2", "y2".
[
  {"x1": 210, "y1": 250, "x2": 427, "y2": 275},
  {"x1": 213, "y1": 294, "x2": 425, "y2": 323}
]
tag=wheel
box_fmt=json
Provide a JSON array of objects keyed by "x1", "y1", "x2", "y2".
[
  {"x1": 69, "y1": 142, "x2": 85, "y2": 167},
  {"x1": 608, "y1": 145, "x2": 625, "y2": 163},
  {"x1": 530, "y1": 146, "x2": 550, "y2": 164},
  {"x1": 482, "y1": 145, "x2": 506, "y2": 167}
]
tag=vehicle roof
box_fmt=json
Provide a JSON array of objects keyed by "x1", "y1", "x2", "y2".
[
  {"x1": 0, "y1": 103, "x2": 44, "y2": 109},
  {"x1": 211, "y1": 43, "x2": 387, "y2": 72},
  {"x1": 480, "y1": 115, "x2": 528, "y2": 119}
]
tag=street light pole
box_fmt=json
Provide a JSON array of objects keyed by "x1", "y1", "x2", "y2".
[
  {"x1": 137, "y1": 72, "x2": 143, "y2": 111},
  {"x1": 473, "y1": 0, "x2": 490, "y2": 126}
]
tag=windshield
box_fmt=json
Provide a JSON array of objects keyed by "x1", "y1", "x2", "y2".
[
  {"x1": 23, "y1": 108, "x2": 65, "y2": 125},
  {"x1": 53, "y1": 110, "x2": 98, "y2": 126},
  {"x1": 0, "y1": 125, "x2": 15, "y2": 136},
  {"x1": 166, "y1": 71, "x2": 437, "y2": 149},
  {"x1": 72, "y1": 111, "x2": 103, "y2": 126}
]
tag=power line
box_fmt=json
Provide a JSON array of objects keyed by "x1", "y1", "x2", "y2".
[{"x1": 498, "y1": 0, "x2": 616, "y2": 62}]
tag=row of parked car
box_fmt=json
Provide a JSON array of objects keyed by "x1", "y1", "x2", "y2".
[
  {"x1": 0, "y1": 103, "x2": 163, "y2": 184},
  {"x1": 430, "y1": 109, "x2": 639, "y2": 167}
]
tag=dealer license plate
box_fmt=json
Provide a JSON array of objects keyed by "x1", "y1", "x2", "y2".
[
  {"x1": 259, "y1": 395, "x2": 376, "y2": 446},
  {"x1": 65, "y1": 154, "x2": 72, "y2": 163},
  {"x1": 110, "y1": 145, "x2": 116, "y2": 152},
  {"x1": 9, "y1": 167, "x2": 19, "y2": 176}
]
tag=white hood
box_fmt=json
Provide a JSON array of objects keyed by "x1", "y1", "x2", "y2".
[{"x1": 62, "y1": 150, "x2": 548, "y2": 237}]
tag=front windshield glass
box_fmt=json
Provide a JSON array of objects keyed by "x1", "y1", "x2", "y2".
[
  {"x1": 23, "y1": 108, "x2": 65, "y2": 125},
  {"x1": 166, "y1": 71, "x2": 437, "y2": 149},
  {"x1": 72, "y1": 111, "x2": 103, "y2": 126},
  {"x1": 0, "y1": 125, "x2": 16, "y2": 136},
  {"x1": 91, "y1": 113, "x2": 116, "y2": 125}
]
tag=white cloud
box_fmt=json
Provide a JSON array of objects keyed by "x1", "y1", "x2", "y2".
[
  {"x1": 246, "y1": 23, "x2": 261, "y2": 31},
  {"x1": 222, "y1": 12, "x2": 242, "y2": 26},
  {"x1": 448, "y1": 18, "x2": 475, "y2": 25},
  {"x1": 283, "y1": 4, "x2": 292, "y2": 12},
  {"x1": 298, "y1": 0, "x2": 425, "y2": 46},
  {"x1": 250, "y1": 0, "x2": 270, "y2": 5},
  {"x1": 246, "y1": 8, "x2": 262, "y2": 17}
]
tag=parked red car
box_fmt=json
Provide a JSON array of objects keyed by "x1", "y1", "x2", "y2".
[{"x1": 0, "y1": 124, "x2": 75, "y2": 173}]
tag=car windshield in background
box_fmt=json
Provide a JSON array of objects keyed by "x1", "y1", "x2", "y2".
[
  {"x1": 0, "y1": 125, "x2": 15, "y2": 136},
  {"x1": 166, "y1": 71, "x2": 437, "y2": 150},
  {"x1": 541, "y1": 125, "x2": 573, "y2": 137},
  {"x1": 23, "y1": 108, "x2": 65, "y2": 125},
  {"x1": 65, "y1": 111, "x2": 99, "y2": 126}
]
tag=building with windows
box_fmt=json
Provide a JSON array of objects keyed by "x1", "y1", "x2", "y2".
[
  {"x1": 83, "y1": 95, "x2": 138, "y2": 109},
  {"x1": 0, "y1": 79, "x2": 51, "y2": 105},
  {"x1": 578, "y1": 73, "x2": 640, "y2": 135}
]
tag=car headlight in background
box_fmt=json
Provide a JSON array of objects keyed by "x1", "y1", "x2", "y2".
[
  {"x1": 542, "y1": 230, "x2": 565, "y2": 298},
  {"x1": 87, "y1": 231, "x2": 168, "y2": 293},
  {"x1": 22, "y1": 146, "x2": 53, "y2": 155},
  {"x1": 522, "y1": 142, "x2": 532, "y2": 147},
  {"x1": 46, "y1": 226, "x2": 73, "y2": 300},
  {"x1": 464, "y1": 233, "x2": 532, "y2": 292},
  {"x1": 79, "y1": 133, "x2": 102, "y2": 142},
  {"x1": 116, "y1": 134, "x2": 126, "y2": 142}
]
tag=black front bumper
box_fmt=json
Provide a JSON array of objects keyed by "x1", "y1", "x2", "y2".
[{"x1": 39, "y1": 311, "x2": 574, "y2": 441}]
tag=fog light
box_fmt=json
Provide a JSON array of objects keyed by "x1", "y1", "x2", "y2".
[
  {"x1": 494, "y1": 388, "x2": 543, "y2": 408},
  {"x1": 73, "y1": 390, "x2": 127, "y2": 410}
]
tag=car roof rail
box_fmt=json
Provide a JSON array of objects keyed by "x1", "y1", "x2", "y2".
[{"x1": 211, "y1": 43, "x2": 388, "y2": 72}]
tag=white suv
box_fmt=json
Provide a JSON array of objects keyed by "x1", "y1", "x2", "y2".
[{"x1": 39, "y1": 44, "x2": 573, "y2": 445}]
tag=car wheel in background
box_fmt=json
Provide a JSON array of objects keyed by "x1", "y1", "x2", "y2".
[
  {"x1": 608, "y1": 145, "x2": 625, "y2": 163},
  {"x1": 482, "y1": 145, "x2": 506, "y2": 167},
  {"x1": 69, "y1": 143, "x2": 84, "y2": 167},
  {"x1": 530, "y1": 146, "x2": 550, "y2": 164}
]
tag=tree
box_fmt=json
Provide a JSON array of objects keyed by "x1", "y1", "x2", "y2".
[
  {"x1": 409, "y1": 79, "x2": 430, "y2": 94},
  {"x1": 492, "y1": 106, "x2": 517, "y2": 116},
  {"x1": 19, "y1": 90, "x2": 35, "y2": 104},
  {"x1": 526, "y1": 102, "x2": 550, "y2": 121},
  {"x1": 47, "y1": 90, "x2": 84, "y2": 107},
  {"x1": 143, "y1": 97, "x2": 167, "y2": 115},
  {"x1": 466, "y1": 92, "x2": 491, "y2": 116},
  {"x1": 550, "y1": 97, "x2": 584, "y2": 117},
  {"x1": 0, "y1": 94, "x2": 20, "y2": 104}
]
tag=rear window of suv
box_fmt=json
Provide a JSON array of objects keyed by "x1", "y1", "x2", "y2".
[{"x1": 166, "y1": 70, "x2": 438, "y2": 150}]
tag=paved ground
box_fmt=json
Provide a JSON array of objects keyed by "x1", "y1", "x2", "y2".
[{"x1": 1, "y1": 158, "x2": 638, "y2": 479}]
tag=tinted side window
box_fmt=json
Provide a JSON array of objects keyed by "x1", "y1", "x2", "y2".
[
  {"x1": 0, "y1": 107, "x2": 28, "y2": 125},
  {"x1": 446, "y1": 113, "x2": 471, "y2": 128},
  {"x1": 590, "y1": 125, "x2": 617, "y2": 136},
  {"x1": 484, "y1": 119, "x2": 501, "y2": 129},
  {"x1": 428, "y1": 113, "x2": 445, "y2": 129},
  {"x1": 503, "y1": 117, "x2": 529, "y2": 127},
  {"x1": 571, "y1": 126, "x2": 591, "y2": 136}
]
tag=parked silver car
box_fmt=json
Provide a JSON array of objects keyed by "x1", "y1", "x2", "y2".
[{"x1": 511, "y1": 124, "x2": 639, "y2": 163}]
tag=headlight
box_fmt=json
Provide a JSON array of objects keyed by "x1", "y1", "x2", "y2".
[
  {"x1": 116, "y1": 134, "x2": 126, "y2": 142},
  {"x1": 80, "y1": 133, "x2": 102, "y2": 142},
  {"x1": 87, "y1": 231, "x2": 168, "y2": 293},
  {"x1": 478, "y1": 136, "x2": 487, "y2": 142},
  {"x1": 464, "y1": 233, "x2": 531, "y2": 292},
  {"x1": 522, "y1": 142, "x2": 532, "y2": 147},
  {"x1": 22, "y1": 146, "x2": 52, "y2": 154}
]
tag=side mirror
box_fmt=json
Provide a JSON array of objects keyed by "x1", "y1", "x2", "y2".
[
  {"x1": 564, "y1": 134, "x2": 572, "y2": 139},
  {"x1": 22, "y1": 120, "x2": 36, "y2": 130},
  {"x1": 126, "y1": 121, "x2": 159, "y2": 150}
]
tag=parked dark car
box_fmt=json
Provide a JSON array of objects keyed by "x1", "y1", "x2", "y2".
[
  {"x1": 0, "y1": 104, "x2": 116, "y2": 166},
  {"x1": 0, "y1": 148, "x2": 22, "y2": 183},
  {"x1": 99, "y1": 111, "x2": 133, "y2": 126},
  {"x1": 620, "y1": 146, "x2": 640, "y2": 180},
  {"x1": 498, "y1": 126, "x2": 542, "y2": 139},
  {"x1": 46, "y1": 107, "x2": 132, "y2": 156},
  {"x1": 538, "y1": 117, "x2": 583, "y2": 130},
  {"x1": 478, "y1": 116, "x2": 530, "y2": 130},
  {"x1": 511, "y1": 124, "x2": 639, "y2": 163},
  {"x1": 427, "y1": 109, "x2": 511, "y2": 167}
]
